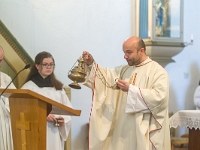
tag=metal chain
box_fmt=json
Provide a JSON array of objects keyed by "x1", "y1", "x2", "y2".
[{"x1": 95, "y1": 66, "x2": 130, "y2": 90}]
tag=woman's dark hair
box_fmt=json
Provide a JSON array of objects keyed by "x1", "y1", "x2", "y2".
[{"x1": 25, "y1": 51, "x2": 63, "y2": 90}]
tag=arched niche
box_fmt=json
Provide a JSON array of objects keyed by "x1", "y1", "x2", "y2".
[
  {"x1": 134, "y1": 0, "x2": 187, "y2": 67},
  {"x1": 0, "y1": 20, "x2": 34, "y2": 88}
]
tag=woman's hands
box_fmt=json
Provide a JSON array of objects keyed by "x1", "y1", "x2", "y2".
[{"x1": 47, "y1": 114, "x2": 64, "y2": 127}]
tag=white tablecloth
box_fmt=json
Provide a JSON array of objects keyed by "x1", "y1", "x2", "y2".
[{"x1": 169, "y1": 110, "x2": 200, "y2": 129}]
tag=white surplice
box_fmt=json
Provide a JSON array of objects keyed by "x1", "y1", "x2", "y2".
[
  {"x1": 83, "y1": 58, "x2": 171, "y2": 150},
  {"x1": 194, "y1": 86, "x2": 200, "y2": 110},
  {"x1": 0, "y1": 72, "x2": 16, "y2": 150},
  {"x1": 21, "y1": 81, "x2": 72, "y2": 150}
]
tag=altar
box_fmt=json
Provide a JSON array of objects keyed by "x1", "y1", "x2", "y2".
[{"x1": 169, "y1": 110, "x2": 200, "y2": 150}]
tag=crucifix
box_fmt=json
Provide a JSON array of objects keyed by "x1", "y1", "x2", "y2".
[{"x1": 16, "y1": 112, "x2": 31, "y2": 150}]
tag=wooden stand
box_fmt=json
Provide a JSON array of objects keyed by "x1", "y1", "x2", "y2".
[
  {"x1": 189, "y1": 128, "x2": 200, "y2": 150},
  {"x1": 0, "y1": 89, "x2": 81, "y2": 150}
]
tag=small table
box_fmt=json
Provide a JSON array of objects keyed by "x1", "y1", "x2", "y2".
[{"x1": 169, "y1": 110, "x2": 200, "y2": 150}]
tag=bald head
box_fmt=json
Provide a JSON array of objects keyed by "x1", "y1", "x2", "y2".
[
  {"x1": 122, "y1": 36, "x2": 147, "y2": 66},
  {"x1": 0, "y1": 46, "x2": 3, "y2": 52},
  {"x1": 123, "y1": 36, "x2": 146, "y2": 51}
]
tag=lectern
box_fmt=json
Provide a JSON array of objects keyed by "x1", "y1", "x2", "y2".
[{"x1": 0, "y1": 89, "x2": 81, "y2": 150}]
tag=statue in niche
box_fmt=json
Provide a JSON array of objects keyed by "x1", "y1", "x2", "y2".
[{"x1": 155, "y1": 0, "x2": 165, "y2": 36}]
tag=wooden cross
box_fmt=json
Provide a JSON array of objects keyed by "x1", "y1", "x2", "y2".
[{"x1": 16, "y1": 112, "x2": 31, "y2": 150}]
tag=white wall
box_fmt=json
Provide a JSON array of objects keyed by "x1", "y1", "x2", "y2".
[
  {"x1": 0, "y1": 0, "x2": 200, "y2": 149},
  {"x1": 165, "y1": 0, "x2": 200, "y2": 136}
]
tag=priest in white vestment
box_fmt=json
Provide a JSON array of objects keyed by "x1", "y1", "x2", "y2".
[
  {"x1": 21, "y1": 51, "x2": 72, "y2": 150},
  {"x1": 82, "y1": 36, "x2": 171, "y2": 150},
  {"x1": 0, "y1": 72, "x2": 16, "y2": 150},
  {"x1": 0, "y1": 46, "x2": 15, "y2": 150}
]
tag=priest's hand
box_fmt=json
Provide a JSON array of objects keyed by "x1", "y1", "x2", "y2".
[
  {"x1": 117, "y1": 79, "x2": 129, "y2": 92},
  {"x1": 82, "y1": 51, "x2": 94, "y2": 66}
]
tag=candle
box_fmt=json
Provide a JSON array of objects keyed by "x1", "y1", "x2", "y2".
[
  {"x1": 191, "y1": 34, "x2": 193, "y2": 41},
  {"x1": 148, "y1": 31, "x2": 151, "y2": 38}
]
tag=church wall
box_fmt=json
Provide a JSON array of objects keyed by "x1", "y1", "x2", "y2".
[{"x1": 165, "y1": 0, "x2": 200, "y2": 136}]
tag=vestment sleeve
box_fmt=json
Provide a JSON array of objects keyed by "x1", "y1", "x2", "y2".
[
  {"x1": 0, "y1": 97, "x2": 10, "y2": 116},
  {"x1": 1, "y1": 74, "x2": 16, "y2": 114},
  {"x1": 125, "y1": 84, "x2": 149, "y2": 113},
  {"x1": 55, "y1": 115, "x2": 71, "y2": 141},
  {"x1": 82, "y1": 62, "x2": 97, "y2": 89},
  {"x1": 56, "y1": 90, "x2": 72, "y2": 140}
]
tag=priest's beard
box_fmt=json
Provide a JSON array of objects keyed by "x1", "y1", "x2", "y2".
[{"x1": 127, "y1": 57, "x2": 141, "y2": 66}]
